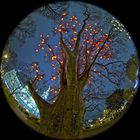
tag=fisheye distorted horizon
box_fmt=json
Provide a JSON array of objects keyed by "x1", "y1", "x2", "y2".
[{"x1": 0, "y1": 1, "x2": 139, "y2": 139}]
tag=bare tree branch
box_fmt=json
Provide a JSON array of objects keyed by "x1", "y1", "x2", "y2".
[
  {"x1": 10, "y1": 86, "x2": 23, "y2": 96},
  {"x1": 79, "y1": 28, "x2": 113, "y2": 85},
  {"x1": 94, "y1": 70, "x2": 119, "y2": 87},
  {"x1": 95, "y1": 61, "x2": 126, "y2": 67},
  {"x1": 27, "y1": 81, "x2": 50, "y2": 107},
  {"x1": 74, "y1": 9, "x2": 90, "y2": 55},
  {"x1": 84, "y1": 103, "x2": 100, "y2": 114},
  {"x1": 60, "y1": 32, "x2": 71, "y2": 58},
  {"x1": 87, "y1": 29, "x2": 113, "y2": 74},
  {"x1": 44, "y1": 40, "x2": 62, "y2": 66}
]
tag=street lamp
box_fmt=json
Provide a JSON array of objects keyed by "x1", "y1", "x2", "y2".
[{"x1": 3, "y1": 54, "x2": 8, "y2": 59}]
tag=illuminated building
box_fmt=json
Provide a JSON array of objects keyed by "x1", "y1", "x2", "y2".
[
  {"x1": 41, "y1": 86, "x2": 50, "y2": 100},
  {"x1": 2, "y1": 69, "x2": 40, "y2": 118}
]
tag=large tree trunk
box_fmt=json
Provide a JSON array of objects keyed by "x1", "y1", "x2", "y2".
[
  {"x1": 45, "y1": 85, "x2": 84, "y2": 139},
  {"x1": 27, "y1": 50, "x2": 86, "y2": 139},
  {"x1": 27, "y1": 81, "x2": 85, "y2": 139}
]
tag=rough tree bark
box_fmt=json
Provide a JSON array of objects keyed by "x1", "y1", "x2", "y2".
[{"x1": 27, "y1": 63, "x2": 85, "y2": 139}]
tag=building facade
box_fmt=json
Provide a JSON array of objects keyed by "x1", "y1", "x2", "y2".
[{"x1": 2, "y1": 69, "x2": 40, "y2": 118}]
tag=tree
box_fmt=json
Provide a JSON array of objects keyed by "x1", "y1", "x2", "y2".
[
  {"x1": 21, "y1": 7, "x2": 128, "y2": 139},
  {"x1": 9, "y1": 16, "x2": 36, "y2": 46},
  {"x1": 126, "y1": 54, "x2": 139, "y2": 81},
  {"x1": 37, "y1": 2, "x2": 69, "y2": 20},
  {"x1": 123, "y1": 88, "x2": 134, "y2": 105},
  {"x1": 1, "y1": 45, "x2": 17, "y2": 75},
  {"x1": 106, "y1": 89, "x2": 124, "y2": 110}
]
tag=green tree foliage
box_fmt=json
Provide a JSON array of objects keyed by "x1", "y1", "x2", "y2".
[
  {"x1": 127, "y1": 54, "x2": 139, "y2": 81},
  {"x1": 106, "y1": 89, "x2": 125, "y2": 110}
]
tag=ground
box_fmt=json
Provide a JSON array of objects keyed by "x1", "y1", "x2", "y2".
[{"x1": 3, "y1": 85, "x2": 129, "y2": 139}]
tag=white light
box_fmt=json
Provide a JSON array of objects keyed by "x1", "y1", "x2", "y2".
[
  {"x1": 100, "y1": 119, "x2": 103, "y2": 122},
  {"x1": 28, "y1": 104, "x2": 33, "y2": 109},
  {"x1": 88, "y1": 119, "x2": 93, "y2": 123},
  {"x1": 93, "y1": 69, "x2": 96, "y2": 71},
  {"x1": 134, "y1": 80, "x2": 139, "y2": 89},
  {"x1": 4, "y1": 54, "x2": 8, "y2": 59},
  {"x1": 41, "y1": 86, "x2": 50, "y2": 100},
  {"x1": 121, "y1": 106, "x2": 124, "y2": 110},
  {"x1": 90, "y1": 124, "x2": 93, "y2": 127}
]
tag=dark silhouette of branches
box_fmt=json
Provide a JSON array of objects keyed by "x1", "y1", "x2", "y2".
[{"x1": 10, "y1": 16, "x2": 36, "y2": 45}]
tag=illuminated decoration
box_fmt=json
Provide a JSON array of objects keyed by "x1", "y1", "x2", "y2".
[
  {"x1": 51, "y1": 76, "x2": 57, "y2": 80},
  {"x1": 87, "y1": 50, "x2": 90, "y2": 54},
  {"x1": 111, "y1": 17, "x2": 131, "y2": 39},
  {"x1": 49, "y1": 48, "x2": 52, "y2": 51},
  {"x1": 52, "y1": 55, "x2": 57, "y2": 60}
]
